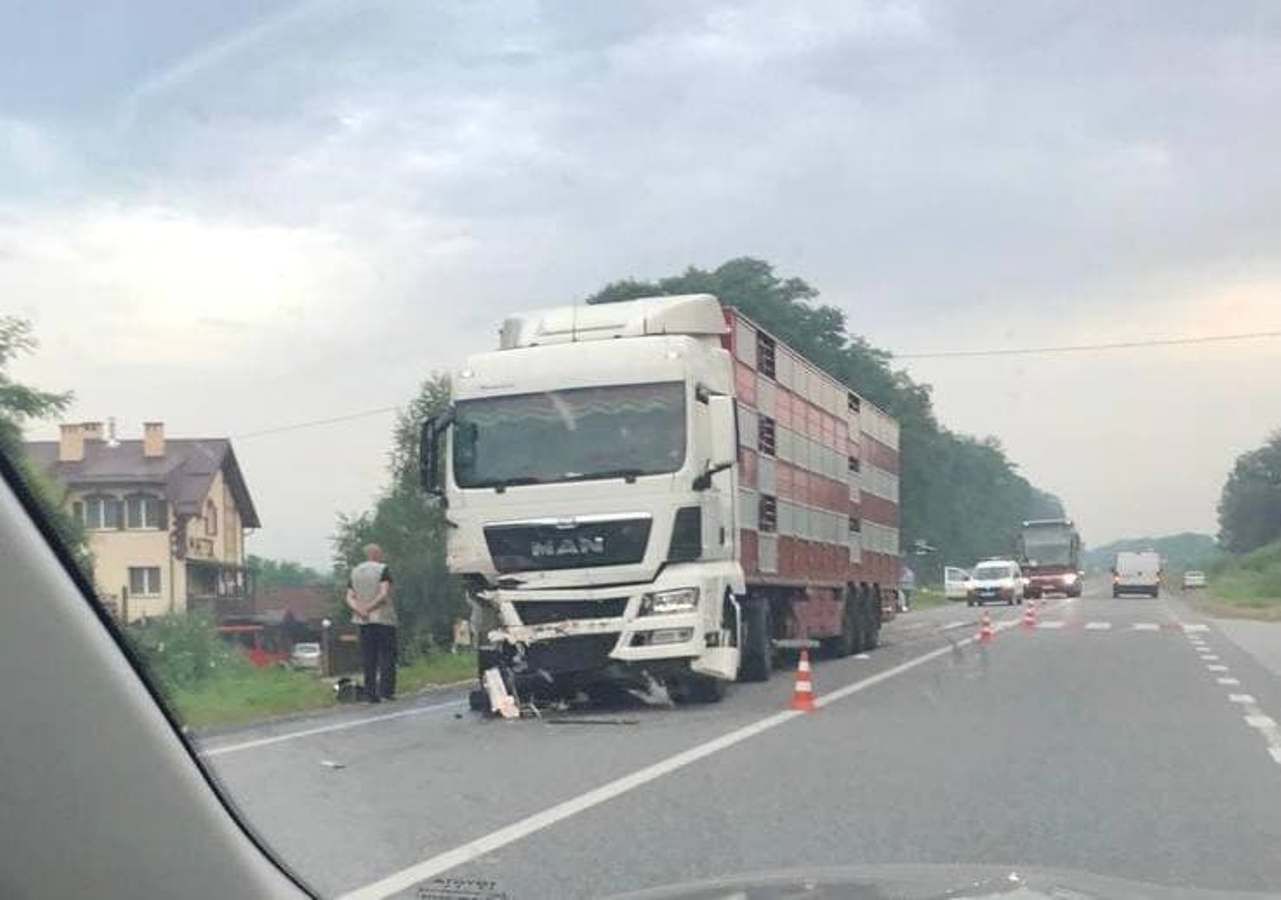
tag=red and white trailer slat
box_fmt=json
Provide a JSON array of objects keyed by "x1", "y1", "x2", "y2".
[{"x1": 722, "y1": 306, "x2": 902, "y2": 642}]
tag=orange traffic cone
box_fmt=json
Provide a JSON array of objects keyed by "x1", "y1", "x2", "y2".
[
  {"x1": 790, "y1": 649, "x2": 816, "y2": 712},
  {"x1": 1021, "y1": 601, "x2": 1038, "y2": 630},
  {"x1": 977, "y1": 612, "x2": 995, "y2": 644}
]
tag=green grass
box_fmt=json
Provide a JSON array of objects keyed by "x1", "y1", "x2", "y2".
[
  {"x1": 910, "y1": 587, "x2": 952, "y2": 610},
  {"x1": 1199, "y1": 541, "x2": 1281, "y2": 621},
  {"x1": 170, "y1": 666, "x2": 335, "y2": 730},
  {"x1": 396, "y1": 651, "x2": 477, "y2": 694},
  {"x1": 170, "y1": 651, "x2": 479, "y2": 731}
]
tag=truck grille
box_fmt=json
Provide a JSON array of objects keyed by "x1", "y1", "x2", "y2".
[
  {"x1": 484, "y1": 517, "x2": 652, "y2": 573},
  {"x1": 521, "y1": 634, "x2": 620, "y2": 675},
  {"x1": 513, "y1": 598, "x2": 628, "y2": 625}
]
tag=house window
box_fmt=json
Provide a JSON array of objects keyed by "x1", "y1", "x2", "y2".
[
  {"x1": 848, "y1": 392, "x2": 861, "y2": 414},
  {"x1": 759, "y1": 494, "x2": 778, "y2": 533},
  {"x1": 128, "y1": 566, "x2": 161, "y2": 596},
  {"x1": 756, "y1": 332, "x2": 776, "y2": 379},
  {"x1": 205, "y1": 500, "x2": 218, "y2": 536},
  {"x1": 82, "y1": 495, "x2": 123, "y2": 530},
  {"x1": 849, "y1": 516, "x2": 861, "y2": 533},
  {"x1": 758, "y1": 415, "x2": 776, "y2": 457},
  {"x1": 126, "y1": 495, "x2": 165, "y2": 529},
  {"x1": 848, "y1": 456, "x2": 861, "y2": 473}
]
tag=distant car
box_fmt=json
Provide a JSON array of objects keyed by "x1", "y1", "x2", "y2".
[
  {"x1": 944, "y1": 566, "x2": 971, "y2": 601},
  {"x1": 289, "y1": 642, "x2": 322, "y2": 670},
  {"x1": 968, "y1": 560, "x2": 1024, "y2": 606},
  {"x1": 1182, "y1": 570, "x2": 1207, "y2": 590}
]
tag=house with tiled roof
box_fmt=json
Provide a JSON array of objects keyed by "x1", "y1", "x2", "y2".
[{"x1": 26, "y1": 421, "x2": 260, "y2": 622}]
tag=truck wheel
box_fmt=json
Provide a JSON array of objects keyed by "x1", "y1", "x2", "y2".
[
  {"x1": 684, "y1": 675, "x2": 727, "y2": 704},
  {"x1": 738, "y1": 601, "x2": 773, "y2": 682},
  {"x1": 863, "y1": 590, "x2": 880, "y2": 650},
  {"x1": 823, "y1": 590, "x2": 859, "y2": 658},
  {"x1": 468, "y1": 688, "x2": 489, "y2": 713}
]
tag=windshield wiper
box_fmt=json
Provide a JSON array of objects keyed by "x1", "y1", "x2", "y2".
[
  {"x1": 466, "y1": 476, "x2": 545, "y2": 493},
  {"x1": 560, "y1": 468, "x2": 647, "y2": 484}
]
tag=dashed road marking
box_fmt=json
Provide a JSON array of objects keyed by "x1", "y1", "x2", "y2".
[
  {"x1": 1207, "y1": 665, "x2": 1229, "y2": 672},
  {"x1": 1036, "y1": 621, "x2": 1065, "y2": 630},
  {"x1": 1085, "y1": 621, "x2": 1111, "y2": 630},
  {"x1": 1200, "y1": 654, "x2": 1221, "y2": 661},
  {"x1": 1182, "y1": 623, "x2": 1210, "y2": 632},
  {"x1": 1217, "y1": 677, "x2": 1241, "y2": 686},
  {"x1": 1270, "y1": 748, "x2": 1281, "y2": 766},
  {"x1": 1229, "y1": 694, "x2": 1257, "y2": 704},
  {"x1": 1132, "y1": 623, "x2": 1160, "y2": 631},
  {"x1": 1245, "y1": 715, "x2": 1277, "y2": 730}
]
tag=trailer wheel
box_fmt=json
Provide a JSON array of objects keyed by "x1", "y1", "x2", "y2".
[
  {"x1": 825, "y1": 595, "x2": 859, "y2": 658},
  {"x1": 862, "y1": 588, "x2": 880, "y2": 650},
  {"x1": 738, "y1": 600, "x2": 773, "y2": 682}
]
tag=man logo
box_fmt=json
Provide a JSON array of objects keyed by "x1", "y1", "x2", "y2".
[{"x1": 531, "y1": 535, "x2": 606, "y2": 557}]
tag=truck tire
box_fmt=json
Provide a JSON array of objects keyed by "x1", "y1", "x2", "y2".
[
  {"x1": 824, "y1": 596, "x2": 859, "y2": 658},
  {"x1": 862, "y1": 589, "x2": 880, "y2": 650},
  {"x1": 738, "y1": 601, "x2": 773, "y2": 682},
  {"x1": 683, "y1": 675, "x2": 727, "y2": 704},
  {"x1": 468, "y1": 688, "x2": 489, "y2": 712}
]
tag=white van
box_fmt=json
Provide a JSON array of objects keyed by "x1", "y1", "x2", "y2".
[{"x1": 1113, "y1": 551, "x2": 1161, "y2": 598}]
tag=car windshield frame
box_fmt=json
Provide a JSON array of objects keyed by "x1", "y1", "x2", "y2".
[{"x1": 973, "y1": 565, "x2": 1013, "y2": 580}]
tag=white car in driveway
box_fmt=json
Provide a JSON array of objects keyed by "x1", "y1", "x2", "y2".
[
  {"x1": 289, "y1": 642, "x2": 322, "y2": 670},
  {"x1": 967, "y1": 560, "x2": 1025, "y2": 607},
  {"x1": 945, "y1": 566, "x2": 971, "y2": 601}
]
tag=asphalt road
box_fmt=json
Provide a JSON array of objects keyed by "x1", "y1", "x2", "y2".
[{"x1": 201, "y1": 584, "x2": 1281, "y2": 899}]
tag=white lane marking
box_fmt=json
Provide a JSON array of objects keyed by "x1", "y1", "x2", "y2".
[
  {"x1": 1207, "y1": 665, "x2": 1229, "y2": 672},
  {"x1": 1200, "y1": 654, "x2": 1221, "y2": 661},
  {"x1": 1132, "y1": 623, "x2": 1159, "y2": 631},
  {"x1": 1036, "y1": 621, "x2": 1065, "y2": 630},
  {"x1": 1084, "y1": 621, "x2": 1111, "y2": 630},
  {"x1": 1229, "y1": 694, "x2": 1258, "y2": 704},
  {"x1": 942, "y1": 621, "x2": 965, "y2": 630},
  {"x1": 336, "y1": 636, "x2": 981, "y2": 900},
  {"x1": 853, "y1": 653, "x2": 871, "y2": 659},
  {"x1": 1182, "y1": 623, "x2": 1210, "y2": 632},
  {"x1": 1217, "y1": 677, "x2": 1241, "y2": 686},
  {"x1": 202, "y1": 699, "x2": 466, "y2": 758},
  {"x1": 1245, "y1": 715, "x2": 1277, "y2": 729},
  {"x1": 1270, "y1": 747, "x2": 1281, "y2": 766}
]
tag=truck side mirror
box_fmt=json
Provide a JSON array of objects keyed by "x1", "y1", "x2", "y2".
[
  {"x1": 420, "y1": 415, "x2": 446, "y2": 496},
  {"x1": 708, "y1": 394, "x2": 737, "y2": 470}
]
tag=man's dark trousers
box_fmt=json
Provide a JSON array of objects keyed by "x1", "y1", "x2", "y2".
[{"x1": 359, "y1": 623, "x2": 397, "y2": 701}]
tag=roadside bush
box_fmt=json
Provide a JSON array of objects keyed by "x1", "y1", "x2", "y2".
[
  {"x1": 125, "y1": 613, "x2": 250, "y2": 692},
  {"x1": 1210, "y1": 540, "x2": 1281, "y2": 604}
]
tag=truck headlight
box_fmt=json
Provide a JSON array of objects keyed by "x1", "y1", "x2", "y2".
[
  {"x1": 1062, "y1": 572, "x2": 1078, "y2": 585},
  {"x1": 640, "y1": 587, "x2": 699, "y2": 615}
]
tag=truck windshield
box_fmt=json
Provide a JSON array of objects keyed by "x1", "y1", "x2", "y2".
[
  {"x1": 453, "y1": 381, "x2": 686, "y2": 488},
  {"x1": 1022, "y1": 536, "x2": 1073, "y2": 566}
]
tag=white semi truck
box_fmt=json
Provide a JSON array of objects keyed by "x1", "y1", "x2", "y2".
[{"x1": 420, "y1": 294, "x2": 902, "y2": 708}]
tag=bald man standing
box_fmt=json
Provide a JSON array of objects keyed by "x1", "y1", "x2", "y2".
[{"x1": 346, "y1": 544, "x2": 398, "y2": 703}]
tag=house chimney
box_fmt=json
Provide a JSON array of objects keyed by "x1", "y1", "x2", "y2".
[
  {"x1": 81, "y1": 421, "x2": 105, "y2": 442},
  {"x1": 59, "y1": 424, "x2": 85, "y2": 463},
  {"x1": 143, "y1": 422, "x2": 166, "y2": 459}
]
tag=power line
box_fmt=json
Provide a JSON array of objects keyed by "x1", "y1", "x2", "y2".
[
  {"x1": 894, "y1": 329, "x2": 1281, "y2": 360},
  {"x1": 234, "y1": 406, "x2": 398, "y2": 440},
  {"x1": 229, "y1": 328, "x2": 1281, "y2": 441}
]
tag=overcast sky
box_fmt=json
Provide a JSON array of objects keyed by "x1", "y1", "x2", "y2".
[{"x1": 5, "y1": 1, "x2": 1281, "y2": 567}]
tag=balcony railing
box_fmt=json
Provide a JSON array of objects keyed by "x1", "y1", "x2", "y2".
[{"x1": 187, "y1": 592, "x2": 252, "y2": 618}]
